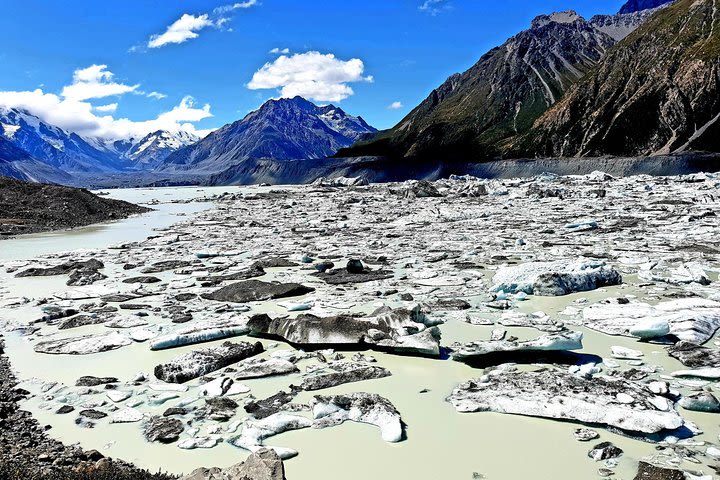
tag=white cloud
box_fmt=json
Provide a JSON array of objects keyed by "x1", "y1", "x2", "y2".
[
  {"x1": 247, "y1": 51, "x2": 372, "y2": 103},
  {"x1": 387, "y1": 101, "x2": 403, "y2": 110},
  {"x1": 147, "y1": 91, "x2": 167, "y2": 100},
  {"x1": 146, "y1": 2, "x2": 258, "y2": 49},
  {"x1": 269, "y1": 47, "x2": 290, "y2": 54},
  {"x1": 0, "y1": 66, "x2": 213, "y2": 141},
  {"x1": 95, "y1": 103, "x2": 118, "y2": 113},
  {"x1": 148, "y1": 13, "x2": 214, "y2": 48},
  {"x1": 213, "y1": 0, "x2": 258, "y2": 14},
  {"x1": 60, "y1": 64, "x2": 139, "y2": 101},
  {"x1": 419, "y1": 0, "x2": 452, "y2": 15}
]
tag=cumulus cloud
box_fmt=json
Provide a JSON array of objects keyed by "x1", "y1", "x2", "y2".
[
  {"x1": 60, "y1": 64, "x2": 139, "y2": 101},
  {"x1": 269, "y1": 47, "x2": 290, "y2": 54},
  {"x1": 0, "y1": 65, "x2": 213, "y2": 140},
  {"x1": 146, "y1": 1, "x2": 258, "y2": 49},
  {"x1": 247, "y1": 51, "x2": 372, "y2": 103},
  {"x1": 419, "y1": 0, "x2": 452, "y2": 15},
  {"x1": 95, "y1": 103, "x2": 118, "y2": 113},
  {"x1": 388, "y1": 101, "x2": 403, "y2": 110}
]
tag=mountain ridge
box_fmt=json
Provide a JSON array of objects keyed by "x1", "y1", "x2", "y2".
[
  {"x1": 337, "y1": 8, "x2": 652, "y2": 163},
  {"x1": 510, "y1": 0, "x2": 720, "y2": 157},
  {"x1": 158, "y1": 96, "x2": 376, "y2": 174}
]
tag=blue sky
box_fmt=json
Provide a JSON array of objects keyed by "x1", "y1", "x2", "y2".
[{"x1": 0, "y1": 0, "x2": 627, "y2": 138}]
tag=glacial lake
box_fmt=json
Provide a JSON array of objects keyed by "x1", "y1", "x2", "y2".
[{"x1": 0, "y1": 185, "x2": 718, "y2": 480}]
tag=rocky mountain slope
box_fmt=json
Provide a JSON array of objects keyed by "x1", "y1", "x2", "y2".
[
  {"x1": 338, "y1": 10, "x2": 650, "y2": 163},
  {"x1": 159, "y1": 96, "x2": 376, "y2": 173},
  {"x1": 513, "y1": 0, "x2": 720, "y2": 157},
  {"x1": 0, "y1": 136, "x2": 72, "y2": 184}
]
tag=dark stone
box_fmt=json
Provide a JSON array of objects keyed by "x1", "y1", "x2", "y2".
[
  {"x1": 141, "y1": 260, "x2": 192, "y2": 274},
  {"x1": 200, "y1": 397, "x2": 238, "y2": 422},
  {"x1": 79, "y1": 409, "x2": 107, "y2": 420},
  {"x1": 175, "y1": 293, "x2": 197, "y2": 302},
  {"x1": 122, "y1": 276, "x2": 162, "y2": 284},
  {"x1": 346, "y1": 259, "x2": 364, "y2": 274},
  {"x1": 301, "y1": 364, "x2": 392, "y2": 391},
  {"x1": 201, "y1": 280, "x2": 314, "y2": 303},
  {"x1": 588, "y1": 442, "x2": 623, "y2": 461},
  {"x1": 162, "y1": 407, "x2": 188, "y2": 417},
  {"x1": 58, "y1": 315, "x2": 105, "y2": 330},
  {"x1": 15, "y1": 259, "x2": 104, "y2": 278},
  {"x1": 312, "y1": 268, "x2": 394, "y2": 285},
  {"x1": 633, "y1": 462, "x2": 684, "y2": 480},
  {"x1": 143, "y1": 416, "x2": 184, "y2": 443},
  {"x1": 75, "y1": 376, "x2": 118, "y2": 387},
  {"x1": 251, "y1": 257, "x2": 298, "y2": 269},
  {"x1": 55, "y1": 405, "x2": 75, "y2": 415},
  {"x1": 244, "y1": 391, "x2": 297, "y2": 419}
]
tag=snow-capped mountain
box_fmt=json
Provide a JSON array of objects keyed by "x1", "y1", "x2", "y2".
[
  {"x1": 158, "y1": 96, "x2": 376, "y2": 173},
  {"x1": 126, "y1": 130, "x2": 199, "y2": 168},
  {"x1": 0, "y1": 107, "x2": 126, "y2": 173},
  {"x1": 0, "y1": 135, "x2": 72, "y2": 183}
]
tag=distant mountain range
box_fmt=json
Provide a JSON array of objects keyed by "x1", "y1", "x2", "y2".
[
  {"x1": 3, "y1": 0, "x2": 719, "y2": 187},
  {"x1": 0, "y1": 97, "x2": 376, "y2": 185},
  {"x1": 158, "y1": 96, "x2": 376, "y2": 176}
]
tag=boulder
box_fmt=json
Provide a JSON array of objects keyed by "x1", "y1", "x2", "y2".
[
  {"x1": 154, "y1": 341, "x2": 263, "y2": 383},
  {"x1": 588, "y1": 441, "x2": 623, "y2": 461},
  {"x1": 491, "y1": 259, "x2": 621, "y2": 296},
  {"x1": 245, "y1": 391, "x2": 298, "y2": 419},
  {"x1": 144, "y1": 416, "x2": 184, "y2": 443},
  {"x1": 201, "y1": 280, "x2": 314, "y2": 303},
  {"x1": 75, "y1": 376, "x2": 118, "y2": 387},
  {"x1": 633, "y1": 462, "x2": 684, "y2": 480},
  {"x1": 140, "y1": 260, "x2": 192, "y2": 273},
  {"x1": 15, "y1": 259, "x2": 104, "y2": 278},
  {"x1": 180, "y1": 447, "x2": 286, "y2": 480}
]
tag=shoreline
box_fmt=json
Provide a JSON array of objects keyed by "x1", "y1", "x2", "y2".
[
  {"x1": 0, "y1": 176, "x2": 152, "y2": 239},
  {"x1": 0, "y1": 336, "x2": 176, "y2": 480}
]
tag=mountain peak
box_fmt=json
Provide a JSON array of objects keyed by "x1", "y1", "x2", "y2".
[
  {"x1": 531, "y1": 10, "x2": 584, "y2": 29},
  {"x1": 158, "y1": 96, "x2": 376, "y2": 173}
]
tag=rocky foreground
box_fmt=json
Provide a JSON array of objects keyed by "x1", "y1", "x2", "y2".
[
  {"x1": 1, "y1": 171, "x2": 720, "y2": 479},
  {"x1": 0, "y1": 176, "x2": 150, "y2": 237}
]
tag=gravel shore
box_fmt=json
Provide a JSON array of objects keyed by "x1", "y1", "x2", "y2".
[{"x1": 0, "y1": 336, "x2": 175, "y2": 480}]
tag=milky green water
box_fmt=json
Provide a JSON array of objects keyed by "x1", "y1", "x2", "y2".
[{"x1": 1, "y1": 187, "x2": 718, "y2": 480}]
